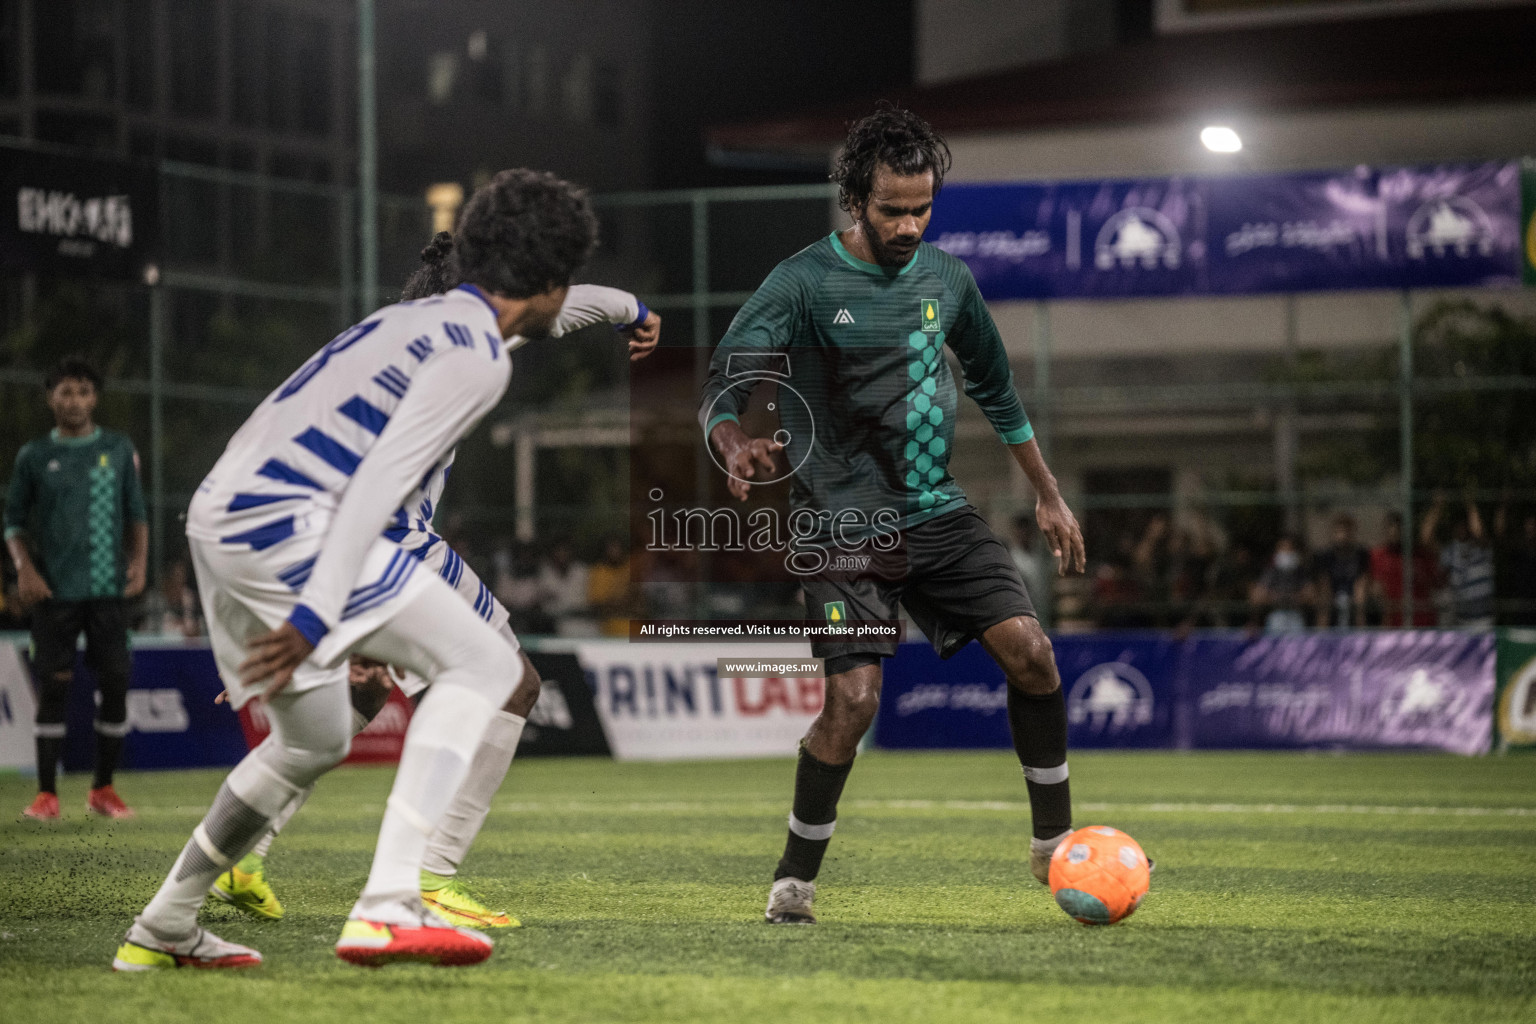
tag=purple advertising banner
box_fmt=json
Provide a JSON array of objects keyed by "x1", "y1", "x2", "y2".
[
  {"x1": 930, "y1": 162, "x2": 1522, "y2": 300},
  {"x1": 1185, "y1": 631, "x2": 1495, "y2": 755},
  {"x1": 876, "y1": 634, "x2": 1182, "y2": 750},
  {"x1": 874, "y1": 631, "x2": 1494, "y2": 754}
]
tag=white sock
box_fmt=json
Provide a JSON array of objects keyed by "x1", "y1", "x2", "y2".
[
  {"x1": 142, "y1": 758, "x2": 299, "y2": 935},
  {"x1": 351, "y1": 683, "x2": 495, "y2": 921},
  {"x1": 421, "y1": 710, "x2": 525, "y2": 879}
]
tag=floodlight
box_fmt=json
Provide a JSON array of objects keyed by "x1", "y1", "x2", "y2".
[{"x1": 1201, "y1": 126, "x2": 1243, "y2": 153}]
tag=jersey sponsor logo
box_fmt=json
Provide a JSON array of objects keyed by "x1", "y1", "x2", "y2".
[
  {"x1": 824, "y1": 600, "x2": 846, "y2": 623},
  {"x1": 832, "y1": 308, "x2": 856, "y2": 325},
  {"x1": 920, "y1": 299, "x2": 941, "y2": 332},
  {"x1": 1066, "y1": 662, "x2": 1155, "y2": 734}
]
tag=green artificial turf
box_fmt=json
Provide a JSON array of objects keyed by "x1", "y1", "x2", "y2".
[{"x1": 2, "y1": 751, "x2": 1534, "y2": 1023}]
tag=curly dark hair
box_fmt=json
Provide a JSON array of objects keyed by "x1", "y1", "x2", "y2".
[
  {"x1": 831, "y1": 103, "x2": 952, "y2": 214},
  {"x1": 45, "y1": 357, "x2": 103, "y2": 392},
  {"x1": 400, "y1": 231, "x2": 462, "y2": 301},
  {"x1": 454, "y1": 169, "x2": 598, "y2": 299}
]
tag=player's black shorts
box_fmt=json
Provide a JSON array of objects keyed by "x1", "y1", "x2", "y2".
[
  {"x1": 29, "y1": 598, "x2": 131, "y2": 680},
  {"x1": 801, "y1": 504, "x2": 1036, "y2": 676}
]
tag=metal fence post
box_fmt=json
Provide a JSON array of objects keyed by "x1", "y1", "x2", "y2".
[
  {"x1": 692, "y1": 194, "x2": 710, "y2": 617},
  {"x1": 1033, "y1": 301, "x2": 1052, "y2": 463},
  {"x1": 148, "y1": 281, "x2": 166, "y2": 585},
  {"x1": 1399, "y1": 289, "x2": 1414, "y2": 627},
  {"x1": 357, "y1": 0, "x2": 379, "y2": 315}
]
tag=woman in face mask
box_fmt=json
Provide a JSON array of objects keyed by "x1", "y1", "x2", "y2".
[{"x1": 1252, "y1": 535, "x2": 1315, "y2": 632}]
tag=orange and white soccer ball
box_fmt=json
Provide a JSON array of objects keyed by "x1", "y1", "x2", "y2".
[{"x1": 1048, "y1": 825, "x2": 1151, "y2": 925}]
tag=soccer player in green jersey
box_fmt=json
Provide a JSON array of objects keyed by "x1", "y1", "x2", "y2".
[
  {"x1": 698, "y1": 106, "x2": 1087, "y2": 924},
  {"x1": 5, "y1": 359, "x2": 148, "y2": 821}
]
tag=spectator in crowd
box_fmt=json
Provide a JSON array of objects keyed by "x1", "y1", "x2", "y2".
[
  {"x1": 1201, "y1": 541, "x2": 1260, "y2": 628},
  {"x1": 138, "y1": 558, "x2": 204, "y2": 638},
  {"x1": 1252, "y1": 534, "x2": 1313, "y2": 632},
  {"x1": 4, "y1": 359, "x2": 147, "y2": 821},
  {"x1": 538, "y1": 539, "x2": 591, "y2": 633},
  {"x1": 1423, "y1": 492, "x2": 1496, "y2": 628},
  {"x1": 1006, "y1": 513, "x2": 1052, "y2": 628},
  {"x1": 587, "y1": 536, "x2": 634, "y2": 637},
  {"x1": 1131, "y1": 513, "x2": 1173, "y2": 619},
  {"x1": 638, "y1": 546, "x2": 696, "y2": 621},
  {"x1": 1494, "y1": 501, "x2": 1536, "y2": 626},
  {"x1": 1167, "y1": 521, "x2": 1213, "y2": 605},
  {"x1": 1312, "y1": 513, "x2": 1371, "y2": 627},
  {"x1": 495, "y1": 541, "x2": 551, "y2": 635},
  {"x1": 1091, "y1": 532, "x2": 1149, "y2": 628},
  {"x1": 1365, "y1": 511, "x2": 1438, "y2": 627}
]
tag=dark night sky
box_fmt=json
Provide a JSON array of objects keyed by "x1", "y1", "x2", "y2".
[{"x1": 650, "y1": 0, "x2": 914, "y2": 189}]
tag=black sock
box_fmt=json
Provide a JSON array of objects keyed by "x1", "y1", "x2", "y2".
[
  {"x1": 774, "y1": 745, "x2": 854, "y2": 882},
  {"x1": 1006, "y1": 687, "x2": 1072, "y2": 840},
  {"x1": 35, "y1": 735, "x2": 63, "y2": 794},
  {"x1": 93, "y1": 732, "x2": 125, "y2": 788}
]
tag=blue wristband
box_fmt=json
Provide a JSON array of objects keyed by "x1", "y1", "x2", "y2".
[
  {"x1": 619, "y1": 300, "x2": 651, "y2": 331},
  {"x1": 287, "y1": 603, "x2": 330, "y2": 647}
]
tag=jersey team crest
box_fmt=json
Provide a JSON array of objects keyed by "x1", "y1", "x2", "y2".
[
  {"x1": 920, "y1": 299, "x2": 941, "y2": 332},
  {"x1": 824, "y1": 601, "x2": 847, "y2": 623}
]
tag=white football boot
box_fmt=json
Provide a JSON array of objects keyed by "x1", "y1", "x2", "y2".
[
  {"x1": 765, "y1": 877, "x2": 817, "y2": 924},
  {"x1": 1030, "y1": 829, "x2": 1073, "y2": 885},
  {"x1": 113, "y1": 919, "x2": 262, "y2": 971}
]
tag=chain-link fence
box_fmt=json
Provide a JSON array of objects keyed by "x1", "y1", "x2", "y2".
[{"x1": 3, "y1": 167, "x2": 1534, "y2": 634}]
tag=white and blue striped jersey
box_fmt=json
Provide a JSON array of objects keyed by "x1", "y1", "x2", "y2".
[
  {"x1": 187, "y1": 284, "x2": 512, "y2": 644},
  {"x1": 381, "y1": 283, "x2": 643, "y2": 627}
]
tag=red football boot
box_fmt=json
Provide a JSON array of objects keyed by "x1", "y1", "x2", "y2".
[
  {"x1": 87, "y1": 785, "x2": 136, "y2": 819},
  {"x1": 22, "y1": 792, "x2": 60, "y2": 820},
  {"x1": 335, "y1": 908, "x2": 493, "y2": 968}
]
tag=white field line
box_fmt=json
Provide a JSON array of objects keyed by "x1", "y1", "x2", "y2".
[
  {"x1": 476, "y1": 799, "x2": 1536, "y2": 818},
  {"x1": 117, "y1": 799, "x2": 1536, "y2": 819}
]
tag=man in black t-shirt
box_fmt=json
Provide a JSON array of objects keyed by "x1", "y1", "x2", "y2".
[{"x1": 1312, "y1": 514, "x2": 1370, "y2": 628}]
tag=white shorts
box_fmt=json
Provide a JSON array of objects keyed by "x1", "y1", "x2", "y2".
[
  {"x1": 387, "y1": 531, "x2": 519, "y2": 698},
  {"x1": 190, "y1": 531, "x2": 435, "y2": 709}
]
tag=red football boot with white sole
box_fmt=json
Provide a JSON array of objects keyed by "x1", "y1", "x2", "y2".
[
  {"x1": 22, "y1": 792, "x2": 60, "y2": 820},
  {"x1": 87, "y1": 785, "x2": 136, "y2": 819},
  {"x1": 335, "y1": 902, "x2": 493, "y2": 968}
]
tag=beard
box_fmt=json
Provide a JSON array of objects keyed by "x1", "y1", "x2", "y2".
[{"x1": 858, "y1": 213, "x2": 921, "y2": 268}]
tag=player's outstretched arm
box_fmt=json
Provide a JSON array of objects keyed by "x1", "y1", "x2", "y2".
[
  {"x1": 1009, "y1": 438, "x2": 1085, "y2": 576},
  {"x1": 542, "y1": 284, "x2": 660, "y2": 361},
  {"x1": 708, "y1": 419, "x2": 784, "y2": 502}
]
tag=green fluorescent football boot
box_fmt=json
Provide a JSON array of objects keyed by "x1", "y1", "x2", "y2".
[
  {"x1": 421, "y1": 870, "x2": 520, "y2": 929},
  {"x1": 210, "y1": 853, "x2": 285, "y2": 921}
]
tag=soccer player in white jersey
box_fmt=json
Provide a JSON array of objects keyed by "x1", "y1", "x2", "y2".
[
  {"x1": 112, "y1": 169, "x2": 600, "y2": 971},
  {"x1": 210, "y1": 232, "x2": 659, "y2": 928}
]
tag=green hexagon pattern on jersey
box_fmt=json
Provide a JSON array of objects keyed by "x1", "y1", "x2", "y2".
[{"x1": 904, "y1": 329, "x2": 950, "y2": 512}]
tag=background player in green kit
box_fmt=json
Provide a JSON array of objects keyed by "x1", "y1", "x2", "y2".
[
  {"x1": 5, "y1": 359, "x2": 148, "y2": 821},
  {"x1": 698, "y1": 106, "x2": 1088, "y2": 924}
]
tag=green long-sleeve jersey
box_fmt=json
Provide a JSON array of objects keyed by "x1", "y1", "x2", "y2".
[
  {"x1": 698, "y1": 232, "x2": 1032, "y2": 540},
  {"x1": 4, "y1": 427, "x2": 147, "y2": 600}
]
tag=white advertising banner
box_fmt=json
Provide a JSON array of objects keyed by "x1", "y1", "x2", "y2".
[
  {"x1": 0, "y1": 643, "x2": 38, "y2": 770},
  {"x1": 577, "y1": 642, "x2": 821, "y2": 761}
]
